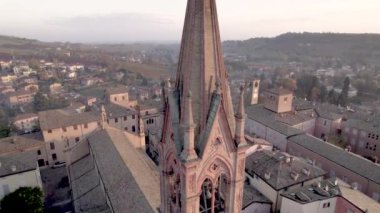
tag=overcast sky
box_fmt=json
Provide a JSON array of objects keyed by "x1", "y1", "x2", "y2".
[{"x1": 1, "y1": 0, "x2": 379, "y2": 43}]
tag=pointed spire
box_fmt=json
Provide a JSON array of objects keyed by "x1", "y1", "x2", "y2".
[
  {"x1": 235, "y1": 86, "x2": 246, "y2": 146},
  {"x1": 181, "y1": 91, "x2": 197, "y2": 161},
  {"x1": 176, "y1": 0, "x2": 235, "y2": 134}
]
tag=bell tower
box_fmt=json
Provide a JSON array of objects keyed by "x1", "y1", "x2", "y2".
[{"x1": 159, "y1": 0, "x2": 249, "y2": 212}]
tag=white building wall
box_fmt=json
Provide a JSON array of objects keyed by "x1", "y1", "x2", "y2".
[
  {"x1": 281, "y1": 197, "x2": 336, "y2": 213},
  {"x1": 246, "y1": 174, "x2": 278, "y2": 212},
  {"x1": 0, "y1": 168, "x2": 42, "y2": 200}
]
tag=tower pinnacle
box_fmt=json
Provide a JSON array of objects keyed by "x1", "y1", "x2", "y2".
[
  {"x1": 235, "y1": 86, "x2": 246, "y2": 146},
  {"x1": 180, "y1": 91, "x2": 197, "y2": 161}
]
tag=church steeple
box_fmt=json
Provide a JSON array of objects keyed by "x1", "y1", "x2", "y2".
[
  {"x1": 176, "y1": 0, "x2": 235, "y2": 135},
  {"x1": 160, "y1": 1, "x2": 248, "y2": 212}
]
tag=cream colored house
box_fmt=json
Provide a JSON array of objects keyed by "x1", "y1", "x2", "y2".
[
  {"x1": 105, "y1": 86, "x2": 137, "y2": 108},
  {"x1": 38, "y1": 109, "x2": 100, "y2": 165},
  {"x1": 12, "y1": 113, "x2": 39, "y2": 133},
  {"x1": 5, "y1": 90, "x2": 35, "y2": 108}
]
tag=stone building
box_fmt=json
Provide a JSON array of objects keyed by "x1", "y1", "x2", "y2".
[
  {"x1": 281, "y1": 178, "x2": 380, "y2": 213},
  {"x1": 245, "y1": 150, "x2": 326, "y2": 212},
  {"x1": 159, "y1": 0, "x2": 249, "y2": 212},
  {"x1": 287, "y1": 133, "x2": 380, "y2": 202},
  {"x1": 38, "y1": 109, "x2": 100, "y2": 165},
  {"x1": 12, "y1": 113, "x2": 39, "y2": 133}
]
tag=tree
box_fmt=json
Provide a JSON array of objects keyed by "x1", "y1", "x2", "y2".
[
  {"x1": 337, "y1": 77, "x2": 350, "y2": 107},
  {"x1": 328, "y1": 89, "x2": 338, "y2": 105},
  {"x1": 1, "y1": 187, "x2": 43, "y2": 213},
  {"x1": 320, "y1": 85, "x2": 328, "y2": 103},
  {"x1": 281, "y1": 78, "x2": 297, "y2": 92},
  {"x1": 33, "y1": 92, "x2": 50, "y2": 112},
  {"x1": 307, "y1": 76, "x2": 320, "y2": 102},
  {"x1": 0, "y1": 125, "x2": 10, "y2": 139}
]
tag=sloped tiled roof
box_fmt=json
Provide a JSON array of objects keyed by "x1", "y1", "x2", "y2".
[
  {"x1": 38, "y1": 109, "x2": 100, "y2": 130},
  {"x1": 0, "y1": 136, "x2": 44, "y2": 155},
  {"x1": 88, "y1": 128, "x2": 160, "y2": 212},
  {"x1": 288, "y1": 134, "x2": 380, "y2": 185},
  {"x1": 245, "y1": 105, "x2": 303, "y2": 137},
  {"x1": 0, "y1": 151, "x2": 37, "y2": 178},
  {"x1": 245, "y1": 150, "x2": 326, "y2": 190}
]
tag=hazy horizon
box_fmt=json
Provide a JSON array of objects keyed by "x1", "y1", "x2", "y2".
[{"x1": 1, "y1": 0, "x2": 380, "y2": 43}]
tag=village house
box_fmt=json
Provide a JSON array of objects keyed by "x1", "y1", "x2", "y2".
[
  {"x1": 245, "y1": 150, "x2": 326, "y2": 212},
  {"x1": 341, "y1": 119, "x2": 380, "y2": 161},
  {"x1": 4, "y1": 90, "x2": 35, "y2": 108},
  {"x1": 281, "y1": 178, "x2": 380, "y2": 213},
  {"x1": 38, "y1": 109, "x2": 100, "y2": 165},
  {"x1": 49, "y1": 83, "x2": 63, "y2": 94},
  {"x1": 0, "y1": 86, "x2": 15, "y2": 95},
  {"x1": 0, "y1": 135, "x2": 48, "y2": 199},
  {"x1": 105, "y1": 86, "x2": 138, "y2": 108},
  {"x1": 12, "y1": 113, "x2": 39, "y2": 133},
  {"x1": 103, "y1": 103, "x2": 139, "y2": 133},
  {"x1": 0, "y1": 74, "x2": 17, "y2": 83}
]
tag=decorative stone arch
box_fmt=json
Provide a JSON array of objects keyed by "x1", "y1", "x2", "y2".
[{"x1": 197, "y1": 155, "x2": 233, "y2": 189}]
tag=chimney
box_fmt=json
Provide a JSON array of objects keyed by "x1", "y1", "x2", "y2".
[
  {"x1": 374, "y1": 156, "x2": 378, "y2": 164},
  {"x1": 351, "y1": 182, "x2": 358, "y2": 190},
  {"x1": 334, "y1": 179, "x2": 338, "y2": 186},
  {"x1": 302, "y1": 168, "x2": 311, "y2": 176},
  {"x1": 291, "y1": 172, "x2": 300, "y2": 181},
  {"x1": 265, "y1": 172, "x2": 271, "y2": 180}
]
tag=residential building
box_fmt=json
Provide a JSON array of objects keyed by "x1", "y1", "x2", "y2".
[
  {"x1": 104, "y1": 103, "x2": 138, "y2": 133},
  {"x1": 0, "y1": 135, "x2": 48, "y2": 167},
  {"x1": 245, "y1": 150, "x2": 326, "y2": 212},
  {"x1": 243, "y1": 181, "x2": 272, "y2": 213},
  {"x1": 281, "y1": 178, "x2": 380, "y2": 213},
  {"x1": 49, "y1": 83, "x2": 62, "y2": 94},
  {"x1": 4, "y1": 90, "x2": 35, "y2": 108},
  {"x1": 0, "y1": 74, "x2": 17, "y2": 83},
  {"x1": 287, "y1": 133, "x2": 380, "y2": 201},
  {"x1": 0, "y1": 151, "x2": 42, "y2": 200},
  {"x1": 38, "y1": 109, "x2": 100, "y2": 165},
  {"x1": 342, "y1": 119, "x2": 380, "y2": 161},
  {"x1": 12, "y1": 113, "x2": 39, "y2": 133},
  {"x1": 105, "y1": 86, "x2": 138, "y2": 108}
]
